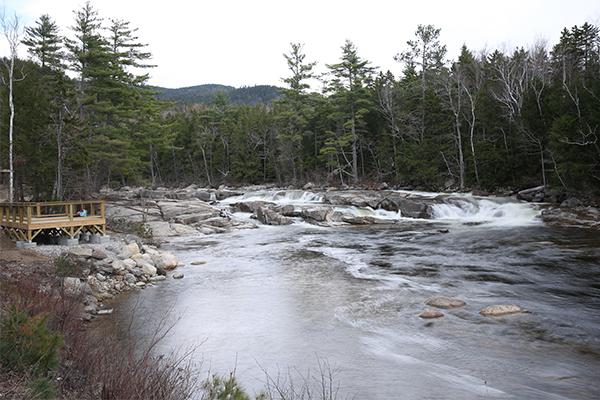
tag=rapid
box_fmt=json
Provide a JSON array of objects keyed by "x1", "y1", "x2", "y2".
[{"x1": 110, "y1": 190, "x2": 600, "y2": 399}]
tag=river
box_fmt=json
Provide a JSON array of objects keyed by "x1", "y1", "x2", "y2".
[{"x1": 110, "y1": 190, "x2": 600, "y2": 399}]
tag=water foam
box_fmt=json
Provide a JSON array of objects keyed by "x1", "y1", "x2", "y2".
[{"x1": 431, "y1": 196, "x2": 541, "y2": 226}]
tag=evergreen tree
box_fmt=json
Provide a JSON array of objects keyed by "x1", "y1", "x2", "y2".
[
  {"x1": 22, "y1": 14, "x2": 64, "y2": 72},
  {"x1": 274, "y1": 43, "x2": 317, "y2": 182},
  {"x1": 23, "y1": 13, "x2": 82, "y2": 199},
  {"x1": 395, "y1": 24, "x2": 447, "y2": 141},
  {"x1": 324, "y1": 40, "x2": 376, "y2": 184}
]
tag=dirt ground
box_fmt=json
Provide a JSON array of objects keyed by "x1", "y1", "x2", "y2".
[{"x1": 0, "y1": 232, "x2": 51, "y2": 263}]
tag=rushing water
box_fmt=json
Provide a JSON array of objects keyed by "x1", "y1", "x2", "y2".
[{"x1": 111, "y1": 191, "x2": 600, "y2": 399}]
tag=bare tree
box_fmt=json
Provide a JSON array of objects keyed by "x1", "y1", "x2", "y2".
[{"x1": 0, "y1": 10, "x2": 25, "y2": 202}]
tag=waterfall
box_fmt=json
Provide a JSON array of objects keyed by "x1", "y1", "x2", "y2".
[{"x1": 430, "y1": 196, "x2": 542, "y2": 226}]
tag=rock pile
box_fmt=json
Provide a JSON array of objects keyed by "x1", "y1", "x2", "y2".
[{"x1": 34, "y1": 234, "x2": 182, "y2": 320}]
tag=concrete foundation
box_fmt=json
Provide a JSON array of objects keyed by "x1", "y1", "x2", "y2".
[
  {"x1": 57, "y1": 236, "x2": 79, "y2": 246},
  {"x1": 88, "y1": 234, "x2": 101, "y2": 244},
  {"x1": 16, "y1": 241, "x2": 37, "y2": 249}
]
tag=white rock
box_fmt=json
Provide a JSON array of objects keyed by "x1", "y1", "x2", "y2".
[
  {"x1": 160, "y1": 252, "x2": 179, "y2": 270},
  {"x1": 112, "y1": 260, "x2": 126, "y2": 271},
  {"x1": 63, "y1": 277, "x2": 83, "y2": 295},
  {"x1": 118, "y1": 242, "x2": 140, "y2": 259},
  {"x1": 138, "y1": 261, "x2": 157, "y2": 276},
  {"x1": 142, "y1": 245, "x2": 160, "y2": 255},
  {"x1": 122, "y1": 259, "x2": 137, "y2": 270},
  {"x1": 480, "y1": 305, "x2": 523, "y2": 316},
  {"x1": 424, "y1": 296, "x2": 467, "y2": 309}
]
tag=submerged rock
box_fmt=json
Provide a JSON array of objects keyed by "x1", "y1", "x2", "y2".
[
  {"x1": 425, "y1": 296, "x2": 467, "y2": 309},
  {"x1": 420, "y1": 309, "x2": 444, "y2": 318},
  {"x1": 480, "y1": 305, "x2": 523, "y2": 316}
]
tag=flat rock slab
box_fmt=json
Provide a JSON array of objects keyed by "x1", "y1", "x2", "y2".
[
  {"x1": 480, "y1": 305, "x2": 523, "y2": 316},
  {"x1": 191, "y1": 261, "x2": 206, "y2": 265},
  {"x1": 425, "y1": 296, "x2": 467, "y2": 309},
  {"x1": 68, "y1": 248, "x2": 94, "y2": 258},
  {"x1": 420, "y1": 309, "x2": 444, "y2": 318}
]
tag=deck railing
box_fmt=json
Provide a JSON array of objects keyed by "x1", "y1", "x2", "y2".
[{"x1": 0, "y1": 201, "x2": 106, "y2": 242}]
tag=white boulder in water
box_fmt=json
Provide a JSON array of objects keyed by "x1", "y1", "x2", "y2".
[
  {"x1": 425, "y1": 296, "x2": 467, "y2": 309},
  {"x1": 480, "y1": 305, "x2": 523, "y2": 316}
]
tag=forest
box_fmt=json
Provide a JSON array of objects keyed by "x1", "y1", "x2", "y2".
[{"x1": 1, "y1": 1, "x2": 599, "y2": 201}]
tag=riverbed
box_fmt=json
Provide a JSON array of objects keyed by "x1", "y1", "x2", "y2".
[{"x1": 108, "y1": 191, "x2": 600, "y2": 399}]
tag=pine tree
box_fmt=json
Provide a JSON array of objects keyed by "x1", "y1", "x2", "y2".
[
  {"x1": 324, "y1": 40, "x2": 376, "y2": 184},
  {"x1": 274, "y1": 43, "x2": 317, "y2": 182}
]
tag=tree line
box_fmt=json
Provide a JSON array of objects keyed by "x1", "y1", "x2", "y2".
[{"x1": 1, "y1": 2, "x2": 599, "y2": 201}]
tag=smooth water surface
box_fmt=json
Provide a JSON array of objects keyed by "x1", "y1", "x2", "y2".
[{"x1": 111, "y1": 192, "x2": 600, "y2": 399}]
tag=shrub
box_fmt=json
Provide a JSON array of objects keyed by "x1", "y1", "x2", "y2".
[
  {"x1": 0, "y1": 304, "x2": 64, "y2": 377},
  {"x1": 54, "y1": 255, "x2": 77, "y2": 277},
  {"x1": 28, "y1": 377, "x2": 56, "y2": 399},
  {"x1": 202, "y1": 372, "x2": 265, "y2": 400}
]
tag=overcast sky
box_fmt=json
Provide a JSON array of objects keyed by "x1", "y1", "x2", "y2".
[{"x1": 3, "y1": 0, "x2": 599, "y2": 89}]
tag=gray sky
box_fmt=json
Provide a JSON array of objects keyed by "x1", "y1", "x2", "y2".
[{"x1": 4, "y1": 0, "x2": 600, "y2": 89}]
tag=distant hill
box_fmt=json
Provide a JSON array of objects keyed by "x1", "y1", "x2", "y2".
[{"x1": 154, "y1": 84, "x2": 284, "y2": 106}]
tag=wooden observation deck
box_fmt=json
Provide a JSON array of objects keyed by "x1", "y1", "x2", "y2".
[{"x1": 0, "y1": 201, "x2": 106, "y2": 243}]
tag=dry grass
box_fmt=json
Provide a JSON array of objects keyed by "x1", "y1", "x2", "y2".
[{"x1": 0, "y1": 258, "x2": 200, "y2": 400}]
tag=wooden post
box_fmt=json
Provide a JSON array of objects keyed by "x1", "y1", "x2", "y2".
[{"x1": 26, "y1": 205, "x2": 32, "y2": 241}]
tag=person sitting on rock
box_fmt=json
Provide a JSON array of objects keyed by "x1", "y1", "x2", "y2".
[{"x1": 219, "y1": 209, "x2": 231, "y2": 221}]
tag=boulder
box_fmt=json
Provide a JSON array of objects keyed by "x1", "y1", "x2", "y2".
[
  {"x1": 301, "y1": 207, "x2": 331, "y2": 222},
  {"x1": 420, "y1": 309, "x2": 444, "y2": 318},
  {"x1": 172, "y1": 273, "x2": 184, "y2": 279},
  {"x1": 425, "y1": 296, "x2": 467, "y2": 309},
  {"x1": 232, "y1": 201, "x2": 272, "y2": 214},
  {"x1": 122, "y1": 259, "x2": 137, "y2": 270},
  {"x1": 256, "y1": 207, "x2": 293, "y2": 225},
  {"x1": 276, "y1": 204, "x2": 299, "y2": 217},
  {"x1": 541, "y1": 207, "x2": 600, "y2": 229},
  {"x1": 378, "y1": 197, "x2": 432, "y2": 219},
  {"x1": 68, "y1": 248, "x2": 93, "y2": 259},
  {"x1": 150, "y1": 252, "x2": 178, "y2": 270},
  {"x1": 480, "y1": 305, "x2": 523, "y2": 316},
  {"x1": 142, "y1": 245, "x2": 160, "y2": 255},
  {"x1": 118, "y1": 243, "x2": 140, "y2": 259},
  {"x1": 63, "y1": 277, "x2": 84, "y2": 295},
  {"x1": 124, "y1": 273, "x2": 136, "y2": 285},
  {"x1": 92, "y1": 250, "x2": 108, "y2": 260}
]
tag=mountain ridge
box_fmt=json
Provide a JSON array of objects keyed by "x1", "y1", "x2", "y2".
[{"x1": 154, "y1": 83, "x2": 283, "y2": 106}]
